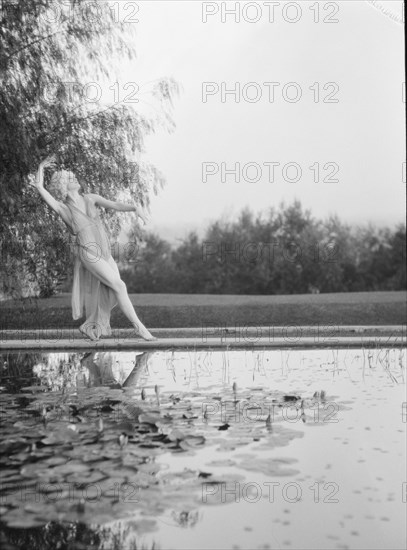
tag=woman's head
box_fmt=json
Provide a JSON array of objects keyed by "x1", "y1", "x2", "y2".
[{"x1": 49, "y1": 170, "x2": 81, "y2": 201}]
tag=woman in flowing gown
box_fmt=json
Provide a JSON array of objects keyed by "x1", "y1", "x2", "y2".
[{"x1": 31, "y1": 156, "x2": 156, "y2": 342}]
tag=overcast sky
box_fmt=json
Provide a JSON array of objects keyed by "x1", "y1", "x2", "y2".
[{"x1": 119, "y1": 1, "x2": 405, "y2": 240}]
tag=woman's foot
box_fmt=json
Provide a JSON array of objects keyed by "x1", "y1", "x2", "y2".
[
  {"x1": 79, "y1": 324, "x2": 100, "y2": 342},
  {"x1": 134, "y1": 323, "x2": 157, "y2": 341},
  {"x1": 139, "y1": 330, "x2": 157, "y2": 342}
]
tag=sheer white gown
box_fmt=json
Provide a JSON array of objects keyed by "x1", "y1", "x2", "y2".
[{"x1": 64, "y1": 194, "x2": 118, "y2": 340}]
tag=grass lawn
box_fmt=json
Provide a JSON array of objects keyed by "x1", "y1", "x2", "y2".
[{"x1": 0, "y1": 291, "x2": 406, "y2": 330}]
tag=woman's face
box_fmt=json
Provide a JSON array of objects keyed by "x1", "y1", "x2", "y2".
[
  {"x1": 55, "y1": 171, "x2": 81, "y2": 192},
  {"x1": 63, "y1": 172, "x2": 81, "y2": 191}
]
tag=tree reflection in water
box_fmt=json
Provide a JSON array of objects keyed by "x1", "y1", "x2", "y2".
[{"x1": 0, "y1": 520, "x2": 158, "y2": 550}]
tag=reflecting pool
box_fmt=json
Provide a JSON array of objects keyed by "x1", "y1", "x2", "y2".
[{"x1": 0, "y1": 347, "x2": 405, "y2": 549}]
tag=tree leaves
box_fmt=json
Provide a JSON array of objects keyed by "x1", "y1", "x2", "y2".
[
  {"x1": 0, "y1": 0, "x2": 180, "y2": 298},
  {"x1": 122, "y1": 202, "x2": 406, "y2": 295}
]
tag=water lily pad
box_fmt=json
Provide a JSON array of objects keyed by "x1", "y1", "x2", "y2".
[
  {"x1": 180, "y1": 435, "x2": 205, "y2": 448},
  {"x1": 237, "y1": 455, "x2": 299, "y2": 476},
  {"x1": 41, "y1": 429, "x2": 79, "y2": 445},
  {"x1": 138, "y1": 413, "x2": 162, "y2": 425}
]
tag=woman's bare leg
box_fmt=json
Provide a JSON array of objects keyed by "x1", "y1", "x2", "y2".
[{"x1": 81, "y1": 254, "x2": 156, "y2": 341}]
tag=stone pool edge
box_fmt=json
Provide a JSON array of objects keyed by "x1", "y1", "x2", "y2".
[{"x1": 0, "y1": 325, "x2": 405, "y2": 350}]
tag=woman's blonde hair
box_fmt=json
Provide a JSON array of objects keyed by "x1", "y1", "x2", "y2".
[{"x1": 48, "y1": 170, "x2": 78, "y2": 201}]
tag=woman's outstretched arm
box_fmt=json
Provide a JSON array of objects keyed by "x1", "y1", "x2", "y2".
[{"x1": 88, "y1": 193, "x2": 148, "y2": 223}]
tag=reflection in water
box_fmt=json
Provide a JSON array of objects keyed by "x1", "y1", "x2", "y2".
[
  {"x1": 0, "y1": 348, "x2": 405, "y2": 550},
  {"x1": 80, "y1": 351, "x2": 153, "y2": 389}
]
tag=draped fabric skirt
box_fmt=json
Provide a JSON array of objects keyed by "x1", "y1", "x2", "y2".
[{"x1": 68, "y1": 201, "x2": 117, "y2": 340}]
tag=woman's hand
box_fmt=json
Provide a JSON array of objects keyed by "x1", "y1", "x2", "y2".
[
  {"x1": 133, "y1": 206, "x2": 149, "y2": 225},
  {"x1": 33, "y1": 155, "x2": 57, "y2": 189},
  {"x1": 40, "y1": 155, "x2": 57, "y2": 170}
]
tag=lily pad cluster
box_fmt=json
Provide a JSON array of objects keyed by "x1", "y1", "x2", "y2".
[{"x1": 0, "y1": 349, "x2": 350, "y2": 547}]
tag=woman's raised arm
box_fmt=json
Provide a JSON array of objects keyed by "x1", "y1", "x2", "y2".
[{"x1": 31, "y1": 156, "x2": 63, "y2": 215}]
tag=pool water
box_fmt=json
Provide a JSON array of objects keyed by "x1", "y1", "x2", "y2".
[{"x1": 0, "y1": 347, "x2": 405, "y2": 549}]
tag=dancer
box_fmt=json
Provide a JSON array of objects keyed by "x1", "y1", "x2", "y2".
[{"x1": 31, "y1": 155, "x2": 156, "y2": 342}]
